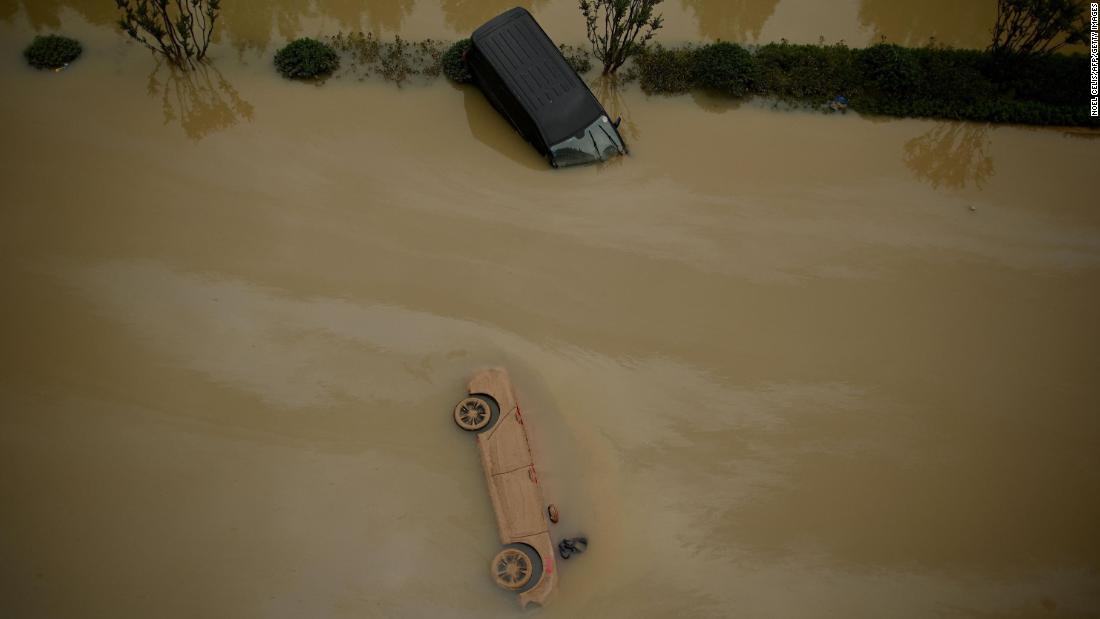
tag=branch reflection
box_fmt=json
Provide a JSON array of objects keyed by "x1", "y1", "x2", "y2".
[
  {"x1": 902, "y1": 122, "x2": 994, "y2": 190},
  {"x1": 146, "y1": 60, "x2": 254, "y2": 140},
  {"x1": 590, "y1": 75, "x2": 640, "y2": 143}
]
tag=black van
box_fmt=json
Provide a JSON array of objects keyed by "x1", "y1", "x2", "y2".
[{"x1": 466, "y1": 7, "x2": 627, "y2": 168}]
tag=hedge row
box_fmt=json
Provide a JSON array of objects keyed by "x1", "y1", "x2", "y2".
[{"x1": 633, "y1": 42, "x2": 1096, "y2": 127}]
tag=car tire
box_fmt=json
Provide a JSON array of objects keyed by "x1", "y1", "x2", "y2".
[
  {"x1": 490, "y1": 543, "x2": 543, "y2": 593},
  {"x1": 452, "y1": 394, "x2": 500, "y2": 433}
]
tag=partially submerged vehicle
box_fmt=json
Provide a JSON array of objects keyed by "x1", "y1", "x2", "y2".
[
  {"x1": 466, "y1": 7, "x2": 627, "y2": 168},
  {"x1": 452, "y1": 368, "x2": 558, "y2": 608}
]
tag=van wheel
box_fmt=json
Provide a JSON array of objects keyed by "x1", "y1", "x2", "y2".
[
  {"x1": 453, "y1": 396, "x2": 493, "y2": 431},
  {"x1": 491, "y1": 544, "x2": 541, "y2": 591}
]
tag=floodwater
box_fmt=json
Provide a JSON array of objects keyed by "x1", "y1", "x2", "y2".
[{"x1": 2, "y1": 1, "x2": 1099, "y2": 618}]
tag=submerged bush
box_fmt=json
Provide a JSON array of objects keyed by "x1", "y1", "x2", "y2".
[
  {"x1": 441, "y1": 38, "x2": 471, "y2": 84},
  {"x1": 634, "y1": 45, "x2": 695, "y2": 94},
  {"x1": 692, "y1": 42, "x2": 753, "y2": 96},
  {"x1": 559, "y1": 44, "x2": 592, "y2": 74},
  {"x1": 858, "y1": 43, "x2": 920, "y2": 97},
  {"x1": 629, "y1": 38, "x2": 1094, "y2": 126},
  {"x1": 24, "y1": 35, "x2": 82, "y2": 70},
  {"x1": 754, "y1": 41, "x2": 859, "y2": 100},
  {"x1": 274, "y1": 38, "x2": 339, "y2": 79},
  {"x1": 330, "y1": 32, "x2": 444, "y2": 85}
]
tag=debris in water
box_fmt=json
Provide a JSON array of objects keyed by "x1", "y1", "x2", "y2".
[{"x1": 558, "y1": 536, "x2": 588, "y2": 559}]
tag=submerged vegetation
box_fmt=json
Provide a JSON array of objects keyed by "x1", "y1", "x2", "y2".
[
  {"x1": 559, "y1": 44, "x2": 593, "y2": 74},
  {"x1": 440, "y1": 39, "x2": 591, "y2": 84},
  {"x1": 329, "y1": 32, "x2": 444, "y2": 85},
  {"x1": 147, "y1": 59, "x2": 254, "y2": 140},
  {"x1": 633, "y1": 40, "x2": 1095, "y2": 126},
  {"x1": 23, "y1": 35, "x2": 82, "y2": 70},
  {"x1": 274, "y1": 38, "x2": 339, "y2": 80},
  {"x1": 441, "y1": 38, "x2": 472, "y2": 84},
  {"x1": 116, "y1": 0, "x2": 220, "y2": 70},
  {"x1": 18, "y1": 1, "x2": 1091, "y2": 128}
]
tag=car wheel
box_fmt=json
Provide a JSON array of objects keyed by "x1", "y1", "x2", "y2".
[
  {"x1": 453, "y1": 396, "x2": 494, "y2": 431},
  {"x1": 490, "y1": 543, "x2": 542, "y2": 592}
]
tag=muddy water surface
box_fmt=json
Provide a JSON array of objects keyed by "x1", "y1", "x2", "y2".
[{"x1": 2, "y1": 2, "x2": 1099, "y2": 618}]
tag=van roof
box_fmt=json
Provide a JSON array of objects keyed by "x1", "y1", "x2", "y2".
[{"x1": 471, "y1": 7, "x2": 604, "y2": 146}]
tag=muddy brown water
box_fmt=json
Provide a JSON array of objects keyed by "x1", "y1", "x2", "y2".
[{"x1": 2, "y1": 1, "x2": 1099, "y2": 618}]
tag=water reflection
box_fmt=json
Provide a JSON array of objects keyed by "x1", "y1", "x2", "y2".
[
  {"x1": 461, "y1": 84, "x2": 545, "y2": 169},
  {"x1": 146, "y1": 61, "x2": 254, "y2": 140},
  {"x1": 591, "y1": 76, "x2": 640, "y2": 142},
  {"x1": 0, "y1": 0, "x2": 115, "y2": 29},
  {"x1": 441, "y1": 0, "x2": 545, "y2": 34},
  {"x1": 360, "y1": 0, "x2": 416, "y2": 33},
  {"x1": 689, "y1": 89, "x2": 744, "y2": 115},
  {"x1": 1061, "y1": 128, "x2": 1100, "y2": 140},
  {"x1": 216, "y1": 0, "x2": 313, "y2": 52},
  {"x1": 902, "y1": 122, "x2": 993, "y2": 190},
  {"x1": 217, "y1": 0, "x2": 419, "y2": 52},
  {"x1": 858, "y1": 0, "x2": 995, "y2": 48},
  {"x1": 680, "y1": 0, "x2": 779, "y2": 42}
]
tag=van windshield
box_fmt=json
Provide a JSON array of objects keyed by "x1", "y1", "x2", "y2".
[{"x1": 549, "y1": 116, "x2": 625, "y2": 167}]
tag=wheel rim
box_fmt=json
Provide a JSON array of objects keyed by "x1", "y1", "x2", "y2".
[
  {"x1": 453, "y1": 397, "x2": 490, "y2": 431},
  {"x1": 492, "y1": 548, "x2": 533, "y2": 590}
]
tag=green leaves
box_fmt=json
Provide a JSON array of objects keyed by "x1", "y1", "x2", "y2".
[
  {"x1": 692, "y1": 42, "x2": 754, "y2": 96},
  {"x1": 632, "y1": 40, "x2": 1096, "y2": 127},
  {"x1": 580, "y1": 0, "x2": 664, "y2": 74},
  {"x1": 273, "y1": 38, "x2": 340, "y2": 80},
  {"x1": 23, "y1": 35, "x2": 82, "y2": 70},
  {"x1": 441, "y1": 39, "x2": 472, "y2": 84}
]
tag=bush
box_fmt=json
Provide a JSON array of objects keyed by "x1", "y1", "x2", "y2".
[
  {"x1": 634, "y1": 45, "x2": 695, "y2": 94},
  {"x1": 858, "y1": 43, "x2": 920, "y2": 97},
  {"x1": 909, "y1": 47, "x2": 993, "y2": 103},
  {"x1": 441, "y1": 38, "x2": 472, "y2": 84},
  {"x1": 1002, "y1": 51, "x2": 1085, "y2": 105},
  {"x1": 629, "y1": 38, "x2": 1094, "y2": 126},
  {"x1": 559, "y1": 44, "x2": 592, "y2": 74},
  {"x1": 24, "y1": 35, "x2": 82, "y2": 70},
  {"x1": 274, "y1": 38, "x2": 340, "y2": 79},
  {"x1": 755, "y1": 42, "x2": 859, "y2": 100},
  {"x1": 330, "y1": 33, "x2": 444, "y2": 85},
  {"x1": 692, "y1": 42, "x2": 754, "y2": 96}
]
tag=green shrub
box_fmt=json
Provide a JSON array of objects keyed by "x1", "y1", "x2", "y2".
[
  {"x1": 274, "y1": 38, "x2": 340, "y2": 79},
  {"x1": 858, "y1": 43, "x2": 920, "y2": 97},
  {"x1": 330, "y1": 32, "x2": 444, "y2": 85},
  {"x1": 634, "y1": 45, "x2": 695, "y2": 94},
  {"x1": 755, "y1": 42, "x2": 859, "y2": 100},
  {"x1": 629, "y1": 37, "x2": 1094, "y2": 126},
  {"x1": 909, "y1": 47, "x2": 993, "y2": 103},
  {"x1": 24, "y1": 35, "x2": 82, "y2": 70},
  {"x1": 442, "y1": 38, "x2": 472, "y2": 84},
  {"x1": 559, "y1": 44, "x2": 592, "y2": 74},
  {"x1": 1002, "y1": 52, "x2": 1086, "y2": 106},
  {"x1": 692, "y1": 42, "x2": 754, "y2": 96}
]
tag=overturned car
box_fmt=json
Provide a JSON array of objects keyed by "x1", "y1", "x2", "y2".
[{"x1": 466, "y1": 7, "x2": 627, "y2": 168}]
